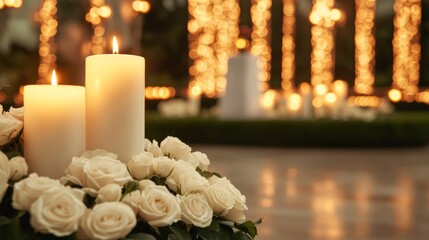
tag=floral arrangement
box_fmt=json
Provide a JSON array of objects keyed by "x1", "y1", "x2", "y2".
[{"x1": 0, "y1": 105, "x2": 260, "y2": 240}]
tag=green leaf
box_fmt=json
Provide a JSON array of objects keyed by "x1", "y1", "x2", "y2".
[
  {"x1": 83, "y1": 194, "x2": 96, "y2": 208},
  {"x1": 126, "y1": 233, "x2": 157, "y2": 240},
  {"x1": 123, "y1": 181, "x2": 140, "y2": 196},
  {"x1": 206, "y1": 220, "x2": 220, "y2": 231},
  {"x1": 197, "y1": 228, "x2": 224, "y2": 240},
  {"x1": 235, "y1": 221, "x2": 258, "y2": 238},
  {"x1": 196, "y1": 168, "x2": 223, "y2": 179},
  {"x1": 168, "y1": 225, "x2": 191, "y2": 240},
  {"x1": 232, "y1": 231, "x2": 252, "y2": 240},
  {"x1": 254, "y1": 218, "x2": 263, "y2": 225},
  {"x1": 0, "y1": 210, "x2": 25, "y2": 226}
]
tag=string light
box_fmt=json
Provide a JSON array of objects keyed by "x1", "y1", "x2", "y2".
[
  {"x1": 0, "y1": 0, "x2": 22, "y2": 8},
  {"x1": 354, "y1": 0, "x2": 376, "y2": 95},
  {"x1": 309, "y1": 0, "x2": 337, "y2": 87},
  {"x1": 281, "y1": 0, "x2": 295, "y2": 91},
  {"x1": 86, "y1": 0, "x2": 112, "y2": 54},
  {"x1": 35, "y1": 0, "x2": 57, "y2": 83},
  {"x1": 188, "y1": 0, "x2": 239, "y2": 97},
  {"x1": 415, "y1": 90, "x2": 429, "y2": 104},
  {"x1": 251, "y1": 0, "x2": 272, "y2": 91},
  {"x1": 392, "y1": 0, "x2": 421, "y2": 102}
]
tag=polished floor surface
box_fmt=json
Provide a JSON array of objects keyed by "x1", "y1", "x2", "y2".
[{"x1": 194, "y1": 145, "x2": 429, "y2": 240}]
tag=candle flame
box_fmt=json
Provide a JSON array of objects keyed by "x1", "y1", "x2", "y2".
[
  {"x1": 113, "y1": 36, "x2": 119, "y2": 54},
  {"x1": 51, "y1": 70, "x2": 57, "y2": 86}
]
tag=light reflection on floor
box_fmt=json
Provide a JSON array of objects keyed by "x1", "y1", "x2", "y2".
[{"x1": 195, "y1": 145, "x2": 429, "y2": 240}]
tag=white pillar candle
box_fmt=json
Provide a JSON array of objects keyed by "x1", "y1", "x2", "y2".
[
  {"x1": 86, "y1": 37, "x2": 145, "y2": 161},
  {"x1": 286, "y1": 93, "x2": 302, "y2": 119},
  {"x1": 24, "y1": 71, "x2": 85, "y2": 179}
]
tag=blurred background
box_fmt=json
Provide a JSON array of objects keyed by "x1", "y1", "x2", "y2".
[{"x1": 0, "y1": 0, "x2": 428, "y2": 109}]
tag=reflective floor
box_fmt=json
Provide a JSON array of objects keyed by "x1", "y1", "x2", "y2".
[{"x1": 194, "y1": 145, "x2": 429, "y2": 240}]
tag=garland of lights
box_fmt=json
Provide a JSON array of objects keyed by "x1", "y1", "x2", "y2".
[
  {"x1": 86, "y1": 0, "x2": 111, "y2": 55},
  {"x1": 354, "y1": 0, "x2": 376, "y2": 95},
  {"x1": 36, "y1": 0, "x2": 58, "y2": 84},
  {"x1": 281, "y1": 0, "x2": 295, "y2": 91},
  {"x1": 309, "y1": 0, "x2": 336, "y2": 87},
  {"x1": 188, "y1": 0, "x2": 239, "y2": 97},
  {"x1": 392, "y1": 0, "x2": 421, "y2": 102},
  {"x1": 250, "y1": 0, "x2": 272, "y2": 92}
]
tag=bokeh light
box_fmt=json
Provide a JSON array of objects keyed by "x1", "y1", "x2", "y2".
[
  {"x1": 354, "y1": 0, "x2": 376, "y2": 95},
  {"x1": 86, "y1": 0, "x2": 111, "y2": 54},
  {"x1": 281, "y1": 0, "x2": 295, "y2": 91},
  {"x1": 388, "y1": 89, "x2": 403, "y2": 103},
  {"x1": 188, "y1": 0, "x2": 240, "y2": 96},
  {"x1": 392, "y1": 0, "x2": 421, "y2": 102},
  {"x1": 36, "y1": 0, "x2": 58, "y2": 83},
  {"x1": 132, "y1": 0, "x2": 151, "y2": 14},
  {"x1": 251, "y1": 0, "x2": 272, "y2": 89}
]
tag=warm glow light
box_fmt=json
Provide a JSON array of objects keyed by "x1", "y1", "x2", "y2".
[
  {"x1": 300, "y1": 82, "x2": 311, "y2": 94},
  {"x1": 188, "y1": 0, "x2": 240, "y2": 96},
  {"x1": 325, "y1": 92, "x2": 337, "y2": 104},
  {"x1": 190, "y1": 85, "x2": 202, "y2": 96},
  {"x1": 251, "y1": 0, "x2": 272, "y2": 88},
  {"x1": 348, "y1": 96, "x2": 381, "y2": 107},
  {"x1": 310, "y1": 0, "x2": 338, "y2": 86},
  {"x1": 314, "y1": 84, "x2": 328, "y2": 96},
  {"x1": 388, "y1": 89, "x2": 402, "y2": 103},
  {"x1": 354, "y1": 0, "x2": 376, "y2": 95},
  {"x1": 235, "y1": 38, "x2": 249, "y2": 50},
  {"x1": 133, "y1": 0, "x2": 151, "y2": 13},
  {"x1": 51, "y1": 70, "x2": 58, "y2": 86},
  {"x1": 112, "y1": 36, "x2": 119, "y2": 54},
  {"x1": 261, "y1": 89, "x2": 277, "y2": 109},
  {"x1": 37, "y1": 0, "x2": 58, "y2": 83},
  {"x1": 393, "y1": 0, "x2": 421, "y2": 101},
  {"x1": 86, "y1": 0, "x2": 110, "y2": 54},
  {"x1": 98, "y1": 5, "x2": 111, "y2": 18},
  {"x1": 288, "y1": 93, "x2": 302, "y2": 111},
  {"x1": 145, "y1": 87, "x2": 176, "y2": 100},
  {"x1": 281, "y1": 0, "x2": 296, "y2": 91},
  {"x1": 330, "y1": 8, "x2": 342, "y2": 21}
]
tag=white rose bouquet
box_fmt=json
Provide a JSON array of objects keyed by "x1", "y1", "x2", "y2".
[{"x1": 0, "y1": 136, "x2": 261, "y2": 240}]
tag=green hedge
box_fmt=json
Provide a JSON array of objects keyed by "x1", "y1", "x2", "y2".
[{"x1": 146, "y1": 112, "x2": 429, "y2": 147}]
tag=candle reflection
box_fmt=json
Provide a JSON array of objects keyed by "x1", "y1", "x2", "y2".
[
  {"x1": 260, "y1": 168, "x2": 275, "y2": 208},
  {"x1": 311, "y1": 179, "x2": 343, "y2": 239},
  {"x1": 394, "y1": 176, "x2": 414, "y2": 231}
]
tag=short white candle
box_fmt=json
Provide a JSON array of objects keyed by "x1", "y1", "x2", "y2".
[
  {"x1": 24, "y1": 71, "x2": 85, "y2": 179},
  {"x1": 86, "y1": 37, "x2": 145, "y2": 161},
  {"x1": 187, "y1": 85, "x2": 201, "y2": 116},
  {"x1": 299, "y1": 82, "x2": 313, "y2": 119},
  {"x1": 286, "y1": 93, "x2": 302, "y2": 119}
]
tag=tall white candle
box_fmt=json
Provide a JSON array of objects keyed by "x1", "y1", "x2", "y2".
[
  {"x1": 24, "y1": 71, "x2": 85, "y2": 179},
  {"x1": 86, "y1": 37, "x2": 145, "y2": 161}
]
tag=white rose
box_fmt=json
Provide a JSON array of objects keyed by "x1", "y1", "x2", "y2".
[
  {"x1": 169, "y1": 160, "x2": 194, "y2": 182},
  {"x1": 138, "y1": 179, "x2": 156, "y2": 190},
  {"x1": 30, "y1": 186, "x2": 86, "y2": 237},
  {"x1": 208, "y1": 176, "x2": 247, "y2": 211},
  {"x1": 121, "y1": 190, "x2": 142, "y2": 214},
  {"x1": 0, "y1": 151, "x2": 10, "y2": 178},
  {"x1": 63, "y1": 156, "x2": 88, "y2": 186},
  {"x1": 8, "y1": 106, "x2": 24, "y2": 121},
  {"x1": 179, "y1": 193, "x2": 213, "y2": 228},
  {"x1": 12, "y1": 173, "x2": 62, "y2": 211},
  {"x1": 224, "y1": 206, "x2": 246, "y2": 224},
  {"x1": 181, "y1": 153, "x2": 199, "y2": 169},
  {"x1": 204, "y1": 183, "x2": 235, "y2": 214},
  {"x1": 83, "y1": 156, "x2": 132, "y2": 190},
  {"x1": 80, "y1": 149, "x2": 118, "y2": 160},
  {"x1": 144, "y1": 139, "x2": 163, "y2": 157},
  {"x1": 95, "y1": 183, "x2": 122, "y2": 203},
  {"x1": 0, "y1": 170, "x2": 8, "y2": 202},
  {"x1": 138, "y1": 185, "x2": 181, "y2": 227},
  {"x1": 177, "y1": 170, "x2": 209, "y2": 195},
  {"x1": 153, "y1": 156, "x2": 175, "y2": 177},
  {"x1": 127, "y1": 152, "x2": 154, "y2": 180},
  {"x1": 80, "y1": 202, "x2": 136, "y2": 240},
  {"x1": 8, "y1": 156, "x2": 28, "y2": 181},
  {"x1": 0, "y1": 113, "x2": 23, "y2": 146},
  {"x1": 160, "y1": 136, "x2": 192, "y2": 160},
  {"x1": 192, "y1": 151, "x2": 210, "y2": 171}
]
